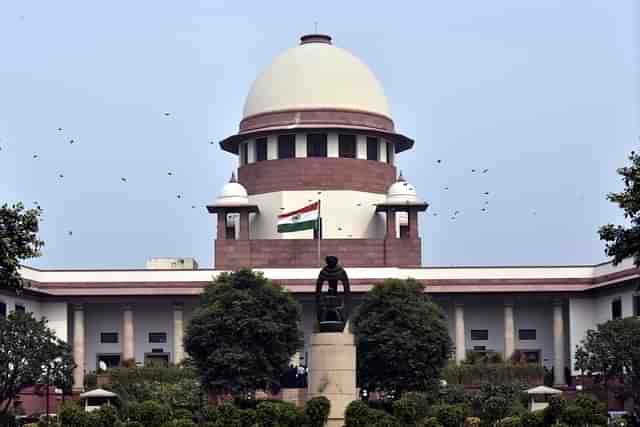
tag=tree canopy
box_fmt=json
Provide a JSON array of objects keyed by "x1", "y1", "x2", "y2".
[
  {"x1": 575, "y1": 317, "x2": 640, "y2": 422},
  {"x1": 351, "y1": 278, "x2": 452, "y2": 395},
  {"x1": 0, "y1": 202, "x2": 43, "y2": 290},
  {"x1": 184, "y1": 269, "x2": 302, "y2": 396},
  {"x1": 0, "y1": 311, "x2": 75, "y2": 413},
  {"x1": 599, "y1": 151, "x2": 640, "y2": 266}
]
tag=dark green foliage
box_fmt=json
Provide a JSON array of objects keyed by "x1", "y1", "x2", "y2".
[
  {"x1": 418, "y1": 418, "x2": 442, "y2": 427},
  {"x1": 574, "y1": 393, "x2": 608, "y2": 425},
  {"x1": 125, "y1": 422, "x2": 144, "y2": 427},
  {"x1": 172, "y1": 408, "x2": 193, "y2": 420},
  {"x1": 238, "y1": 408, "x2": 257, "y2": 427},
  {"x1": 496, "y1": 417, "x2": 522, "y2": 427},
  {"x1": 442, "y1": 362, "x2": 544, "y2": 386},
  {"x1": 392, "y1": 398, "x2": 419, "y2": 426},
  {"x1": 0, "y1": 202, "x2": 43, "y2": 290},
  {"x1": 345, "y1": 401, "x2": 376, "y2": 427},
  {"x1": 558, "y1": 404, "x2": 586, "y2": 426},
  {"x1": 58, "y1": 401, "x2": 92, "y2": 427},
  {"x1": 0, "y1": 311, "x2": 75, "y2": 414},
  {"x1": 542, "y1": 395, "x2": 565, "y2": 426},
  {"x1": 184, "y1": 269, "x2": 302, "y2": 395},
  {"x1": 373, "y1": 413, "x2": 401, "y2": 427},
  {"x1": 403, "y1": 392, "x2": 435, "y2": 420},
  {"x1": 303, "y1": 396, "x2": 331, "y2": 427},
  {"x1": 255, "y1": 401, "x2": 302, "y2": 427},
  {"x1": 352, "y1": 279, "x2": 452, "y2": 393},
  {"x1": 519, "y1": 411, "x2": 544, "y2": 427},
  {"x1": 128, "y1": 400, "x2": 171, "y2": 427},
  {"x1": 92, "y1": 405, "x2": 119, "y2": 427},
  {"x1": 599, "y1": 151, "x2": 640, "y2": 266},
  {"x1": 434, "y1": 404, "x2": 466, "y2": 427},
  {"x1": 160, "y1": 420, "x2": 195, "y2": 427}
]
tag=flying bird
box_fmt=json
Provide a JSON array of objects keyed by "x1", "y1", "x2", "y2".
[
  {"x1": 121, "y1": 177, "x2": 127, "y2": 182},
  {"x1": 191, "y1": 205, "x2": 196, "y2": 209},
  {"x1": 483, "y1": 192, "x2": 490, "y2": 195},
  {"x1": 167, "y1": 172, "x2": 173, "y2": 176},
  {"x1": 472, "y1": 169, "x2": 476, "y2": 173},
  {"x1": 481, "y1": 208, "x2": 487, "y2": 212},
  {"x1": 57, "y1": 127, "x2": 63, "y2": 131},
  {"x1": 163, "y1": 112, "x2": 171, "y2": 117},
  {"x1": 209, "y1": 141, "x2": 215, "y2": 145},
  {"x1": 454, "y1": 210, "x2": 460, "y2": 215},
  {"x1": 176, "y1": 194, "x2": 182, "y2": 199},
  {"x1": 33, "y1": 154, "x2": 38, "y2": 159},
  {"x1": 68, "y1": 230, "x2": 73, "y2": 236},
  {"x1": 444, "y1": 187, "x2": 449, "y2": 190},
  {"x1": 436, "y1": 160, "x2": 442, "y2": 164},
  {"x1": 69, "y1": 139, "x2": 75, "y2": 144},
  {"x1": 58, "y1": 174, "x2": 64, "y2": 178},
  {"x1": 482, "y1": 169, "x2": 489, "y2": 173}
]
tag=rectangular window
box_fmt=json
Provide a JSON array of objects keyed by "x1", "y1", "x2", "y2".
[
  {"x1": 470, "y1": 329, "x2": 489, "y2": 341},
  {"x1": 338, "y1": 134, "x2": 356, "y2": 158},
  {"x1": 472, "y1": 346, "x2": 486, "y2": 351},
  {"x1": 100, "y1": 332, "x2": 119, "y2": 344},
  {"x1": 149, "y1": 332, "x2": 168, "y2": 343},
  {"x1": 386, "y1": 142, "x2": 395, "y2": 164},
  {"x1": 366, "y1": 137, "x2": 379, "y2": 160},
  {"x1": 97, "y1": 354, "x2": 121, "y2": 369},
  {"x1": 277, "y1": 135, "x2": 296, "y2": 159},
  {"x1": 256, "y1": 138, "x2": 268, "y2": 161},
  {"x1": 518, "y1": 329, "x2": 537, "y2": 341},
  {"x1": 612, "y1": 298, "x2": 622, "y2": 320},
  {"x1": 634, "y1": 294, "x2": 640, "y2": 317},
  {"x1": 307, "y1": 133, "x2": 328, "y2": 157},
  {"x1": 241, "y1": 142, "x2": 248, "y2": 165},
  {"x1": 0, "y1": 302, "x2": 6, "y2": 318},
  {"x1": 14, "y1": 304, "x2": 25, "y2": 313}
]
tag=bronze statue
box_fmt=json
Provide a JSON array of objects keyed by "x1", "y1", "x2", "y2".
[{"x1": 315, "y1": 256, "x2": 351, "y2": 332}]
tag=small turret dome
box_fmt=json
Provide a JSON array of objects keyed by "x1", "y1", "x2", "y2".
[
  {"x1": 386, "y1": 172, "x2": 418, "y2": 204},
  {"x1": 215, "y1": 173, "x2": 249, "y2": 206}
]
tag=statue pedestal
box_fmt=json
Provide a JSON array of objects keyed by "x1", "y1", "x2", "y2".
[{"x1": 309, "y1": 329, "x2": 357, "y2": 427}]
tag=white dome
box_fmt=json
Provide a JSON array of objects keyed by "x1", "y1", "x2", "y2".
[
  {"x1": 243, "y1": 37, "x2": 391, "y2": 119},
  {"x1": 215, "y1": 181, "x2": 249, "y2": 206},
  {"x1": 386, "y1": 179, "x2": 418, "y2": 204}
]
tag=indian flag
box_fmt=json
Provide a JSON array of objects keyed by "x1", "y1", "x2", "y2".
[{"x1": 277, "y1": 201, "x2": 320, "y2": 233}]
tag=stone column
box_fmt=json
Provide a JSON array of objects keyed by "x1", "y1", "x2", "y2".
[
  {"x1": 239, "y1": 209, "x2": 249, "y2": 240},
  {"x1": 455, "y1": 303, "x2": 466, "y2": 363},
  {"x1": 173, "y1": 303, "x2": 184, "y2": 364},
  {"x1": 553, "y1": 300, "x2": 566, "y2": 386},
  {"x1": 386, "y1": 209, "x2": 396, "y2": 239},
  {"x1": 122, "y1": 304, "x2": 135, "y2": 362},
  {"x1": 408, "y1": 209, "x2": 419, "y2": 239},
  {"x1": 504, "y1": 301, "x2": 515, "y2": 361},
  {"x1": 72, "y1": 304, "x2": 85, "y2": 392}
]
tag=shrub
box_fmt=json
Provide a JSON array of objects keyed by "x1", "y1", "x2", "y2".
[
  {"x1": 58, "y1": 401, "x2": 92, "y2": 427},
  {"x1": 558, "y1": 405, "x2": 587, "y2": 426},
  {"x1": 434, "y1": 405, "x2": 466, "y2": 427},
  {"x1": 160, "y1": 420, "x2": 195, "y2": 427},
  {"x1": 92, "y1": 405, "x2": 119, "y2": 427},
  {"x1": 543, "y1": 395, "x2": 565, "y2": 426},
  {"x1": 480, "y1": 396, "x2": 508, "y2": 425},
  {"x1": 129, "y1": 400, "x2": 171, "y2": 427},
  {"x1": 463, "y1": 417, "x2": 480, "y2": 427},
  {"x1": 214, "y1": 402, "x2": 242, "y2": 427},
  {"x1": 345, "y1": 401, "x2": 376, "y2": 427},
  {"x1": 172, "y1": 408, "x2": 193, "y2": 420},
  {"x1": 125, "y1": 422, "x2": 144, "y2": 427},
  {"x1": 519, "y1": 411, "x2": 544, "y2": 427},
  {"x1": 239, "y1": 408, "x2": 257, "y2": 427},
  {"x1": 393, "y1": 398, "x2": 419, "y2": 426},
  {"x1": 418, "y1": 418, "x2": 442, "y2": 427},
  {"x1": 255, "y1": 401, "x2": 304, "y2": 427},
  {"x1": 403, "y1": 392, "x2": 435, "y2": 420},
  {"x1": 496, "y1": 416, "x2": 522, "y2": 427},
  {"x1": 0, "y1": 414, "x2": 18, "y2": 427},
  {"x1": 304, "y1": 396, "x2": 331, "y2": 427},
  {"x1": 373, "y1": 414, "x2": 401, "y2": 427},
  {"x1": 574, "y1": 393, "x2": 607, "y2": 424}
]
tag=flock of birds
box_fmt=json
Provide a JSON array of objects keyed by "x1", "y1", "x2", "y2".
[{"x1": 1, "y1": 110, "x2": 514, "y2": 239}]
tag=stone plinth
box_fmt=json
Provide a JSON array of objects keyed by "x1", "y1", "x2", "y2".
[{"x1": 309, "y1": 330, "x2": 357, "y2": 427}]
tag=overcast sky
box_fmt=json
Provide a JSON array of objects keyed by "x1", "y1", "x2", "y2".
[{"x1": 1, "y1": 1, "x2": 638, "y2": 269}]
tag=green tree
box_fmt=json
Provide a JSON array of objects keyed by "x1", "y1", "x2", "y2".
[
  {"x1": 184, "y1": 269, "x2": 302, "y2": 396},
  {"x1": 574, "y1": 317, "x2": 640, "y2": 423},
  {"x1": 0, "y1": 311, "x2": 75, "y2": 414},
  {"x1": 599, "y1": 151, "x2": 640, "y2": 266},
  {"x1": 351, "y1": 279, "x2": 452, "y2": 395},
  {"x1": 0, "y1": 202, "x2": 43, "y2": 290}
]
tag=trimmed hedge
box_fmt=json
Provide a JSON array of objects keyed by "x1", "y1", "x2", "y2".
[
  {"x1": 442, "y1": 363, "x2": 544, "y2": 386},
  {"x1": 304, "y1": 396, "x2": 331, "y2": 427}
]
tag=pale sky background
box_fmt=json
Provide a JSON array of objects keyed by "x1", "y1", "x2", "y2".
[{"x1": 0, "y1": 1, "x2": 638, "y2": 269}]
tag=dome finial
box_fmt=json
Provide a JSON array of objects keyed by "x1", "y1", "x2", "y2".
[
  {"x1": 397, "y1": 170, "x2": 405, "y2": 182},
  {"x1": 229, "y1": 172, "x2": 237, "y2": 183}
]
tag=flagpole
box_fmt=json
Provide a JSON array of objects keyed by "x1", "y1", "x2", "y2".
[{"x1": 317, "y1": 199, "x2": 321, "y2": 267}]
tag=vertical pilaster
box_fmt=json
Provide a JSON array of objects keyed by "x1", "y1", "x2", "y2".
[
  {"x1": 553, "y1": 300, "x2": 566, "y2": 386},
  {"x1": 173, "y1": 303, "x2": 184, "y2": 364},
  {"x1": 239, "y1": 209, "x2": 249, "y2": 240},
  {"x1": 355, "y1": 135, "x2": 367, "y2": 159},
  {"x1": 386, "y1": 209, "x2": 396, "y2": 239},
  {"x1": 408, "y1": 209, "x2": 419, "y2": 239},
  {"x1": 72, "y1": 304, "x2": 85, "y2": 391},
  {"x1": 295, "y1": 133, "x2": 307, "y2": 158},
  {"x1": 455, "y1": 303, "x2": 466, "y2": 364},
  {"x1": 122, "y1": 304, "x2": 135, "y2": 362},
  {"x1": 504, "y1": 301, "x2": 515, "y2": 360},
  {"x1": 216, "y1": 210, "x2": 227, "y2": 240}
]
